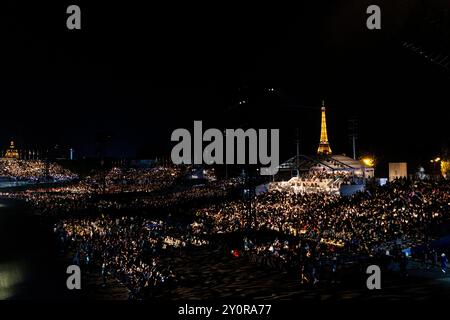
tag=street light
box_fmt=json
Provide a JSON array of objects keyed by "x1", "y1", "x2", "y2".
[
  {"x1": 362, "y1": 157, "x2": 375, "y2": 167},
  {"x1": 431, "y1": 157, "x2": 442, "y2": 177}
]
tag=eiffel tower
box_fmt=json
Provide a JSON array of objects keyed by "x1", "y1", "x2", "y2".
[{"x1": 317, "y1": 101, "x2": 332, "y2": 155}]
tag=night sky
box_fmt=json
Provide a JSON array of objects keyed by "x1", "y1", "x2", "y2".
[{"x1": 2, "y1": 1, "x2": 449, "y2": 173}]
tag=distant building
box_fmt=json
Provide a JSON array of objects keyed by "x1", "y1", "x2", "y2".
[
  {"x1": 278, "y1": 154, "x2": 373, "y2": 178},
  {"x1": 4, "y1": 141, "x2": 19, "y2": 159},
  {"x1": 389, "y1": 162, "x2": 407, "y2": 181}
]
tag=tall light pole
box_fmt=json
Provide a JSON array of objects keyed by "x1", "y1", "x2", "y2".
[
  {"x1": 223, "y1": 129, "x2": 228, "y2": 179},
  {"x1": 348, "y1": 118, "x2": 358, "y2": 160},
  {"x1": 296, "y1": 128, "x2": 300, "y2": 177}
]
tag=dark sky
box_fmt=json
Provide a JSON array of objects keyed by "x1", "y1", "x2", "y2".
[{"x1": 1, "y1": 1, "x2": 449, "y2": 171}]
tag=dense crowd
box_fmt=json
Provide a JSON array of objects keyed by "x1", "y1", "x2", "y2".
[
  {"x1": 55, "y1": 215, "x2": 208, "y2": 299},
  {"x1": 2, "y1": 160, "x2": 450, "y2": 296},
  {"x1": 101, "y1": 167, "x2": 183, "y2": 193},
  {"x1": 188, "y1": 179, "x2": 450, "y2": 285},
  {"x1": 129, "y1": 178, "x2": 244, "y2": 209},
  {"x1": 0, "y1": 168, "x2": 243, "y2": 217},
  {"x1": 273, "y1": 170, "x2": 362, "y2": 194},
  {"x1": 294, "y1": 170, "x2": 354, "y2": 182},
  {"x1": 0, "y1": 159, "x2": 77, "y2": 181},
  {"x1": 194, "y1": 179, "x2": 450, "y2": 253}
]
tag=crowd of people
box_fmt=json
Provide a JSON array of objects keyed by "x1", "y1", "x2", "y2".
[
  {"x1": 272, "y1": 170, "x2": 363, "y2": 194},
  {"x1": 0, "y1": 159, "x2": 77, "y2": 181},
  {"x1": 55, "y1": 215, "x2": 209, "y2": 299},
  {"x1": 101, "y1": 167, "x2": 183, "y2": 193},
  {"x1": 0, "y1": 168, "x2": 243, "y2": 217},
  {"x1": 129, "y1": 178, "x2": 244, "y2": 210},
  {"x1": 190, "y1": 179, "x2": 450, "y2": 283},
  {"x1": 2, "y1": 160, "x2": 450, "y2": 296},
  {"x1": 195, "y1": 179, "x2": 450, "y2": 252}
]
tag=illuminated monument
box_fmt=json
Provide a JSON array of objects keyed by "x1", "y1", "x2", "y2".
[
  {"x1": 277, "y1": 100, "x2": 374, "y2": 185},
  {"x1": 4, "y1": 140, "x2": 19, "y2": 159},
  {"x1": 317, "y1": 101, "x2": 332, "y2": 155}
]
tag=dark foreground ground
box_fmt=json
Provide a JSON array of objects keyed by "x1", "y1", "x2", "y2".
[
  {"x1": 83, "y1": 242, "x2": 450, "y2": 301},
  {"x1": 164, "y1": 247, "x2": 450, "y2": 301},
  {"x1": 0, "y1": 198, "x2": 78, "y2": 300},
  {"x1": 1, "y1": 198, "x2": 450, "y2": 301}
]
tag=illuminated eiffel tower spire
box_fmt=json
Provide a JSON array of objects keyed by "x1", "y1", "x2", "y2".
[{"x1": 317, "y1": 100, "x2": 332, "y2": 155}]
